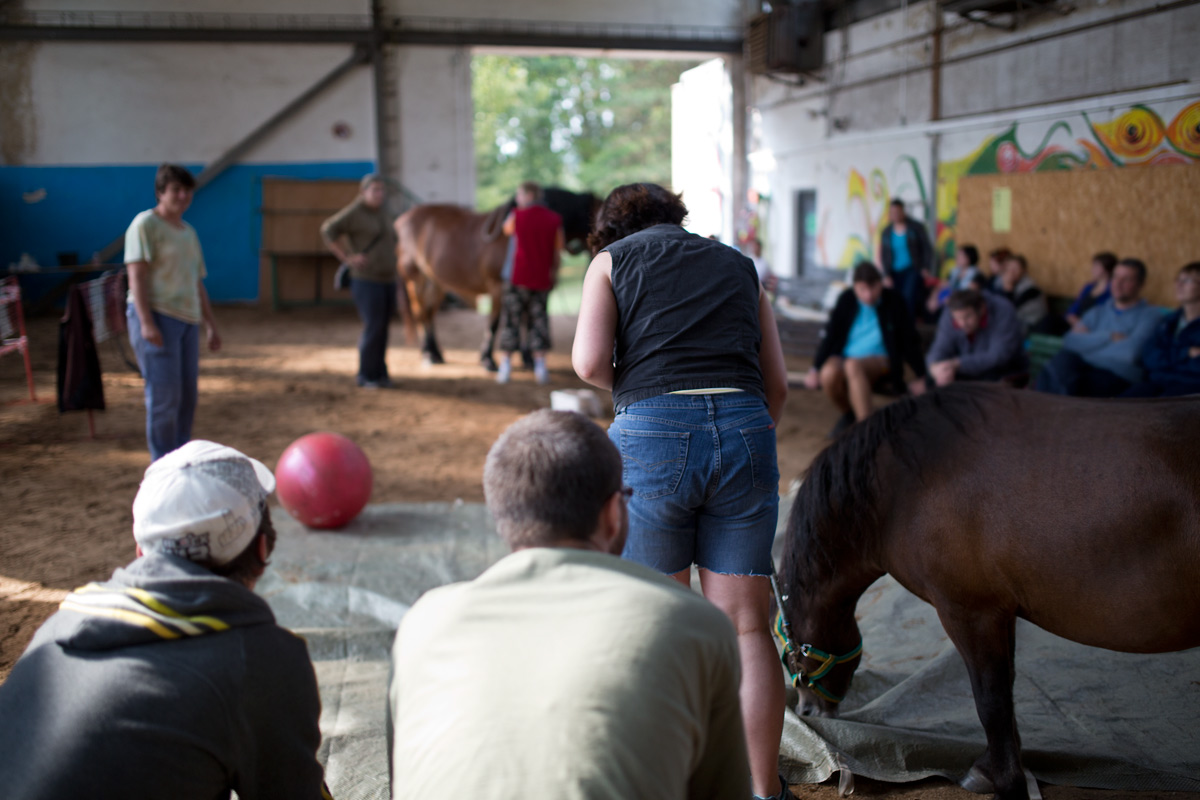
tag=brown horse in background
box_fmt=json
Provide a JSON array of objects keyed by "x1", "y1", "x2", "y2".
[
  {"x1": 777, "y1": 384, "x2": 1200, "y2": 800},
  {"x1": 395, "y1": 189, "x2": 599, "y2": 369},
  {"x1": 394, "y1": 203, "x2": 511, "y2": 368}
]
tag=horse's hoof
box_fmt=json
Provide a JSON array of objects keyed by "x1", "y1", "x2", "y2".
[
  {"x1": 958, "y1": 765, "x2": 994, "y2": 794},
  {"x1": 481, "y1": 356, "x2": 498, "y2": 372}
]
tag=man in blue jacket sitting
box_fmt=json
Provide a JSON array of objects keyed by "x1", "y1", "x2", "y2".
[
  {"x1": 1123, "y1": 261, "x2": 1200, "y2": 397},
  {"x1": 1036, "y1": 258, "x2": 1161, "y2": 397}
]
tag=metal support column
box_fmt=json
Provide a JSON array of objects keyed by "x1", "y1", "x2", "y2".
[
  {"x1": 370, "y1": 1, "x2": 391, "y2": 180},
  {"x1": 730, "y1": 52, "x2": 748, "y2": 245}
]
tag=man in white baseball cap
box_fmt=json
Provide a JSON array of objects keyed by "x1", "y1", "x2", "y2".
[{"x1": 0, "y1": 441, "x2": 333, "y2": 800}]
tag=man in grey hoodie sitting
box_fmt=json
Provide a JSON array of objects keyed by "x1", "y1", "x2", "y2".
[
  {"x1": 1036, "y1": 258, "x2": 1161, "y2": 397},
  {"x1": 0, "y1": 441, "x2": 332, "y2": 800}
]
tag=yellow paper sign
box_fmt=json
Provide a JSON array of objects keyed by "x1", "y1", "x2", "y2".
[{"x1": 992, "y1": 187, "x2": 1012, "y2": 233}]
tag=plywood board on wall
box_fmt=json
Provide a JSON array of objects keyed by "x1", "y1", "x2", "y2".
[
  {"x1": 261, "y1": 214, "x2": 335, "y2": 254},
  {"x1": 262, "y1": 178, "x2": 359, "y2": 212},
  {"x1": 257, "y1": 253, "x2": 350, "y2": 309},
  {"x1": 259, "y1": 178, "x2": 361, "y2": 307},
  {"x1": 956, "y1": 165, "x2": 1200, "y2": 307}
]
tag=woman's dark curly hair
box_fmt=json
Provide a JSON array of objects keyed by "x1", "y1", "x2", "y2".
[{"x1": 588, "y1": 183, "x2": 688, "y2": 254}]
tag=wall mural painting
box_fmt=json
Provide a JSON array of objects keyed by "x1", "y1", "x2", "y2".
[
  {"x1": 828, "y1": 154, "x2": 929, "y2": 270},
  {"x1": 935, "y1": 99, "x2": 1200, "y2": 273}
]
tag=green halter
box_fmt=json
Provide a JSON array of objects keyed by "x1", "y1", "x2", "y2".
[{"x1": 772, "y1": 609, "x2": 863, "y2": 704}]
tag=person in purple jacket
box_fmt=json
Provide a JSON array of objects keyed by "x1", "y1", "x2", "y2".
[
  {"x1": 1123, "y1": 261, "x2": 1200, "y2": 397},
  {"x1": 926, "y1": 289, "x2": 1027, "y2": 386}
]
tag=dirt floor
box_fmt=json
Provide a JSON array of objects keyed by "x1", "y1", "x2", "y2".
[{"x1": 0, "y1": 305, "x2": 1192, "y2": 799}]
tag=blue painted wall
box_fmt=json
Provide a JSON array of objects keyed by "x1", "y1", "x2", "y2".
[{"x1": 1, "y1": 161, "x2": 374, "y2": 303}]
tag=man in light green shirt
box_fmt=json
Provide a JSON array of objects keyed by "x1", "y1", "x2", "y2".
[
  {"x1": 389, "y1": 410, "x2": 752, "y2": 800},
  {"x1": 125, "y1": 164, "x2": 221, "y2": 461}
]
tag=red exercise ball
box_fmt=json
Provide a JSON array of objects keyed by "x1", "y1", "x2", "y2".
[{"x1": 275, "y1": 432, "x2": 373, "y2": 530}]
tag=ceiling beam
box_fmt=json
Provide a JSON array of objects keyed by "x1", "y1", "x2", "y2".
[{"x1": 0, "y1": 13, "x2": 742, "y2": 52}]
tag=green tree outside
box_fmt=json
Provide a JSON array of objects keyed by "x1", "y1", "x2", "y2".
[{"x1": 472, "y1": 55, "x2": 703, "y2": 212}]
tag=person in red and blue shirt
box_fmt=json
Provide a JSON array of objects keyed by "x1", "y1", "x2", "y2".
[{"x1": 499, "y1": 182, "x2": 564, "y2": 385}]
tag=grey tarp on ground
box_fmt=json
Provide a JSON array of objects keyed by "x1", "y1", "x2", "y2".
[
  {"x1": 260, "y1": 501, "x2": 1200, "y2": 800},
  {"x1": 258, "y1": 503, "x2": 508, "y2": 800},
  {"x1": 779, "y1": 575, "x2": 1200, "y2": 792}
]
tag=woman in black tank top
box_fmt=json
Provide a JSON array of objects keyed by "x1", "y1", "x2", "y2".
[{"x1": 573, "y1": 184, "x2": 793, "y2": 800}]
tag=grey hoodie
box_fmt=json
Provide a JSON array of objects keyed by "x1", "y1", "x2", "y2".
[{"x1": 0, "y1": 553, "x2": 330, "y2": 800}]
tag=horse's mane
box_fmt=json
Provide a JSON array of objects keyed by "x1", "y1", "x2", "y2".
[
  {"x1": 481, "y1": 200, "x2": 516, "y2": 240},
  {"x1": 782, "y1": 384, "x2": 1005, "y2": 592}
]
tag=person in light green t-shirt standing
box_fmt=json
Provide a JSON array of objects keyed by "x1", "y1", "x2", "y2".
[{"x1": 125, "y1": 164, "x2": 222, "y2": 461}]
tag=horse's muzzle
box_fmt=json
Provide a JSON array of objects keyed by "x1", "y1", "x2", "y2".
[{"x1": 799, "y1": 695, "x2": 839, "y2": 719}]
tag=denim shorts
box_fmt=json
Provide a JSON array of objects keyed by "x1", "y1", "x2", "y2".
[{"x1": 608, "y1": 392, "x2": 780, "y2": 576}]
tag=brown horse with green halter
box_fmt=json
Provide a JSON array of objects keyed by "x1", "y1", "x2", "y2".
[{"x1": 776, "y1": 384, "x2": 1200, "y2": 800}]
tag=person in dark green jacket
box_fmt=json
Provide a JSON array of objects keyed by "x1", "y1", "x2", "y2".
[{"x1": 322, "y1": 174, "x2": 400, "y2": 389}]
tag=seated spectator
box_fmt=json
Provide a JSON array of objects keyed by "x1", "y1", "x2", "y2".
[
  {"x1": 0, "y1": 441, "x2": 331, "y2": 799},
  {"x1": 989, "y1": 253, "x2": 1048, "y2": 335},
  {"x1": 1068, "y1": 251, "x2": 1117, "y2": 326},
  {"x1": 1037, "y1": 251, "x2": 1117, "y2": 336},
  {"x1": 1123, "y1": 261, "x2": 1200, "y2": 397},
  {"x1": 1035, "y1": 258, "x2": 1161, "y2": 397},
  {"x1": 388, "y1": 409, "x2": 753, "y2": 800},
  {"x1": 984, "y1": 247, "x2": 1012, "y2": 284},
  {"x1": 804, "y1": 262, "x2": 926, "y2": 434},
  {"x1": 926, "y1": 288, "x2": 1027, "y2": 386},
  {"x1": 927, "y1": 244, "x2": 982, "y2": 315}
]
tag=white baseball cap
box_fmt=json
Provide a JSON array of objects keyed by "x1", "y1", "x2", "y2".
[{"x1": 132, "y1": 440, "x2": 276, "y2": 566}]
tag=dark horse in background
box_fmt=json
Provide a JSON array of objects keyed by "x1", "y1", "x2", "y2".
[
  {"x1": 776, "y1": 384, "x2": 1200, "y2": 800},
  {"x1": 394, "y1": 187, "x2": 598, "y2": 368}
]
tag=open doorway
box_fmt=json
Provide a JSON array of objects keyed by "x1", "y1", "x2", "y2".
[
  {"x1": 794, "y1": 189, "x2": 817, "y2": 276},
  {"x1": 471, "y1": 53, "x2": 704, "y2": 312}
]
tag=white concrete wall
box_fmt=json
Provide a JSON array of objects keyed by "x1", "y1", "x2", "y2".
[
  {"x1": 7, "y1": 42, "x2": 373, "y2": 166},
  {"x1": 672, "y1": 58, "x2": 734, "y2": 240},
  {"x1": 760, "y1": 133, "x2": 932, "y2": 279},
  {"x1": 393, "y1": 45, "x2": 475, "y2": 205}
]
